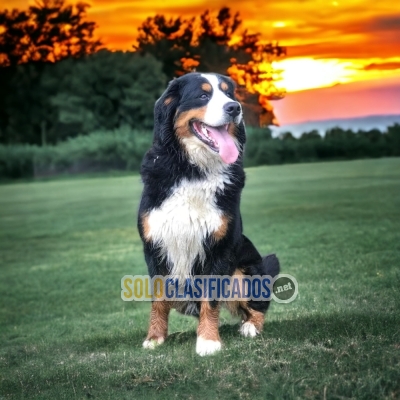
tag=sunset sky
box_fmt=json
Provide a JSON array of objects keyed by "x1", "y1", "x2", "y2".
[{"x1": 4, "y1": 0, "x2": 400, "y2": 124}]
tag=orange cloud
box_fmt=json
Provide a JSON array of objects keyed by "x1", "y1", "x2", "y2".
[
  {"x1": 3, "y1": 0, "x2": 400, "y2": 58},
  {"x1": 364, "y1": 61, "x2": 400, "y2": 71},
  {"x1": 2, "y1": 0, "x2": 400, "y2": 95}
]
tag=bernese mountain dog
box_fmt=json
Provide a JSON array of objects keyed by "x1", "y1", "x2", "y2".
[{"x1": 138, "y1": 72, "x2": 280, "y2": 356}]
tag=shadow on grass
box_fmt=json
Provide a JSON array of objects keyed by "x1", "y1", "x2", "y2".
[
  {"x1": 75, "y1": 308, "x2": 398, "y2": 353},
  {"x1": 2, "y1": 309, "x2": 398, "y2": 399}
]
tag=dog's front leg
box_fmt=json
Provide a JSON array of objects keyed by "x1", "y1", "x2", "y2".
[
  {"x1": 196, "y1": 300, "x2": 221, "y2": 356},
  {"x1": 143, "y1": 301, "x2": 170, "y2": 349}
]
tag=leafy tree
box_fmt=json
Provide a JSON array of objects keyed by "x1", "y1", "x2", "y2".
[
  {"x1": 134, "y1": 7, "x2": 286, "y2": 126},
  {"x1": 46, "y1": 50, "x2": 166, "y2": 136},
  {"x1": 0, "y1": 0, "x2": 101, "y2": 66},
  {"x1": 300, "y1": 130, "x2": 321, "y2": 141},
  {"x1": 1, "y1": 62, "x2": 58, "y2": 145},
  {"x1": 280, "y1": 132, "x2": 296, "y2": 141},
  {"x1": 228, "y1": 42, "x2": 286, "y2": 101},
  {"x1": 134, "y1": 14, "x2": 194, "y2": 78},
  {"x1": 0, "y1": 0, "x2": 102, "y2": 144},
  {"x1": 386, "y1": 123, "x2": 400, "y2": 156},
  {"x1": 134, "y1": 8, "x2": 248, "y2": 77}
]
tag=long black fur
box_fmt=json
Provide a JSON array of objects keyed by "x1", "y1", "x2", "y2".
[{"x1": 138, "y1": 72, "x2": 279, "y2": 316}]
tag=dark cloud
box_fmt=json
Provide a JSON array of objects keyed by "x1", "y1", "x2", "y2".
[
  {"x1": 368, "y1": 15, "x2": 400, "y2": 31},
  {"x1": 364, "y1": 62, "x2": 400, "y2": 71}
]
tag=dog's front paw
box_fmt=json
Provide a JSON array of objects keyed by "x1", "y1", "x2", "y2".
[
  {"x1": 196, "y1": 336, "x2": 222, "y2": 356},
  {"x1": 239, "y1": 322, "x2": 259, "y2": 338},
  {"x1": 142, "y1": 337, "x2": 165, "y2": 349}
]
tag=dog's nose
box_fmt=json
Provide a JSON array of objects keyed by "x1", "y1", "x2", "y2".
[{"x1": 223, "y1": 102, "x2": 241, "y2": 118}]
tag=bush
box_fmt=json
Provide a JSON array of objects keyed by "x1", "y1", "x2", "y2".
[
  {"x1": 0, "y1": 126, "x2": 152, "y2": 179},
  {"x1": 0, "y1": 144, "x2": 37, "y2": 179},
  {"x1": 1, "y1": 124, "x2": 399, "y2": 180}
]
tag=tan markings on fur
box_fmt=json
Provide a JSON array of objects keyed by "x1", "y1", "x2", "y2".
[
  {"x1": 223, "y1": 268, "x2": 248, "y2": 315},
  {"x1": 228, "y1": 122, "x2": 237, "y2": 138},
  {"x1": 213, "y1": 214, "x2": 230, "y2": 241},
  {"x1": 164, "y1": 97, "x2": 173, "y2": 106},
  {"x1": 197, "y1": 301, "x2": 221, "y2": 341},
  {"x1": 202, "y1": 83, "x2": 212, "y2": 92},
  {"x1": 174, "y1": 107, "x2": 207, "y2": 139},
  {"x1": 243, "y1": 308, "x2": 265, "y2": 332},
  {"x1": 141, "y1": 213, "x2": 151, "y2": 242},
  {"x1": 220, "y1": 81, "x2": 228, "y2": 91},
  {"x1": 218, "y1": 268, "x2": 266, "y2": 332},
  {"x1": 145, "y1": 301, "x2": 171, "y2": 341}
]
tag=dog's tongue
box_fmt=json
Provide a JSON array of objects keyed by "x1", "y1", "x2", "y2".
[{"x1": 206, "y1": 125, "x2": 239, "y2": 164}]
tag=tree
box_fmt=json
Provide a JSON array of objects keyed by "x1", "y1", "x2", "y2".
[
  {"x1": 0, "y1": 0, "x2": 101, "y2": 66},
  {"x1": 227, "y1": 42, "x2": 286, "y2": 100},
  {"x1": 300, "y1": 130, "x2": 321, "y2": 141},
  {"x1": 47, "y1": 50, "x2": 166, "y2": 136},
  {"x1": 1, "y1": 62, "x2": 58, "y2": 145},
  {"x1": 134, "y1": 8, "x2": 242, "y2": 77},
  {"x1": 134, "y1": 7, "x2": 286, "y2": 127},
  {"x1": 0, "y1": 0, "x2": 102, "y2": 144}
]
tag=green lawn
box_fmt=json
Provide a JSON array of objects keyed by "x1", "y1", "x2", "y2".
[{"x1": 1, "y1": 158, "x2": 400, "y2": 399}]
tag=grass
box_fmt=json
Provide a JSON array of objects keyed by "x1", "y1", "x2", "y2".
[{"x1": 1, "y1": 158, "x2": 400, "y2": 399}]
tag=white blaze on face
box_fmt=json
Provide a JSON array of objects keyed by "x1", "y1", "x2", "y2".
[{"x1": 200, "y1": 74, "x2": 242, "y2": 126}]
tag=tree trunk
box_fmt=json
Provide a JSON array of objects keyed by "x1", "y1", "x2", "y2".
[{"x1": 41, "y1": 120, "x2": 47, "y2": 146}]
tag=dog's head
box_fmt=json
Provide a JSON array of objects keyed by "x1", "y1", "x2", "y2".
[{"x1": 154, "y1": 73, "x2": 245, "y2": 168}]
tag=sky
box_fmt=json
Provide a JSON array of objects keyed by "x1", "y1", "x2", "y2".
[{"x1": 4, "y1": 0, "x2": 400, "y2": 124}]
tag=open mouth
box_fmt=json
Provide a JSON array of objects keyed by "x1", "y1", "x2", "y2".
[
  {"x1": 191, "y1": 121, "x2": 225, "y2": 153},
  {"x1": 190, "y1": 121, "x2": 239, "y2": 164}
]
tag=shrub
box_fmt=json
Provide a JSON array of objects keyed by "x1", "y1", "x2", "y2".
[
  {"x1": 0, "y1": 144, "x2": 37, "y2": 179},
  {"x1": 1, "y1": 123, "x2": 399, "y2": 180},
  {"x1": 0, "y1": 127, "x2": 153, "y2": 179}
]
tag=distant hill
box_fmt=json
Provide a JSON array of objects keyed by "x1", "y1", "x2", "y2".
[{"x1": 270, "y1": 114, "x2": 400, "y2": 138}]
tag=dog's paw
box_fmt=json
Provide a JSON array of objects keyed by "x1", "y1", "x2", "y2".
[
  {"x1": 142, "y1": 337, "x2": 165, "y2": 349},
  {"x1": 196, "y1": 336, "x2": 222, "y2": 356},
  {"x1": 239, "y1": 322, "x2": 259, "y2": 338}
]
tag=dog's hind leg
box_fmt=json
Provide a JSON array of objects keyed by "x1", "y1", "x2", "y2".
[
  {"x1": 239, "y1": 307, "x2": 265, "y2": 337},
  {"x1": 143, "y1": 301, "x2": 171, "y2": 349},
  {"x1": 239, "y1": 253, "x2": 280, "y2": 337},
  {"x1": 196, "y1": 301, "x2": 222, "y2": 356}
]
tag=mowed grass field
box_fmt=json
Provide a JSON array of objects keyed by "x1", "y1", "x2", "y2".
[{"x1": 1, "y1": 158, "x2": 400, "y2": 399}]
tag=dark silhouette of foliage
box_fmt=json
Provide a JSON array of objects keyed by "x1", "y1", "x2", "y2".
[
  {"x1": 134, "y1": 8, "x2": 257, "y2": 77},
  {"x1": 1, "y1": 50, "x2": 166, "y2": 145},
  {"x1": 0, "y1": 0, "x2": 103, "y2": 145},
  {"x1": 0, "y1": 0, "x2": 101, "y2": 66},
  {"x1": 134, "y1": 6, "x2": 286, "y2": 122},
  {"x1": 47, "y1": 50, "x2": 166, "y2": 135},
  {"x1": 135, "y1": 7, "x2": 286, "y2": 97},
  {"x1": 300, "y1": 130, "x2": 322, "y2": 141}
]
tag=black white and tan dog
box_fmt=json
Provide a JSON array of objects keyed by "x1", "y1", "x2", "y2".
[{"x1": 137, "y1": 72, "x2": 280, "y2": 356}]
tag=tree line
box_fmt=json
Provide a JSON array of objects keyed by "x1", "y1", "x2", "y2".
[
  {"x1": 1, "y1": 124, "x2": 399, "y2": 180},
  {"x1": 0, "y1": 1, "x2": 285, "y2": 146}
]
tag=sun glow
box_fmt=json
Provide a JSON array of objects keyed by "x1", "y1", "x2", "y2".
[
  {"x1": 272, "y1": 58, "x2": 353, "y2": 92},
  {"x1": 271, "y1": 57, "x2": 400, "y2": 93},
  {"x1": 272, "y1": 21, "x2": 286, "y2": 28}
]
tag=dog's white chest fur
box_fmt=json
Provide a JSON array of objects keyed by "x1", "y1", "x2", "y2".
[{"x1": 147, "y1": 173, "x2": 230, "y2": 277}]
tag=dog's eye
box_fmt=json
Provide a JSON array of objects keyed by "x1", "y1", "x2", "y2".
[
  {"x1": 200, "y1": 94, "x2": 209, "y2": 100},
  {"x1": 226, "y1": 92, "x2": 234, "y2": 99}
]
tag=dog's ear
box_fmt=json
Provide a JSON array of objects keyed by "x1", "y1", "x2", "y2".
[{"x1": 153, "y1": 79, "x2": 180, "y2": 144}]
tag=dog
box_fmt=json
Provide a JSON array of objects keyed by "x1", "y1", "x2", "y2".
[{"x1": 137, "y1": 72, "x2": 280, "y2": 356}]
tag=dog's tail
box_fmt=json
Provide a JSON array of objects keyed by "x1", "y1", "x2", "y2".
[
  {"x1": 244, "y1": 254, "x2": 280, "y2": 315},
  {"x1": 261, "y1": 253, "x2": 280, "y2": 278}
]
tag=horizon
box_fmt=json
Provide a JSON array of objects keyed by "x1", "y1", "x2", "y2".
[{"x1": 3, "y1": 0, "x2": 400, "y2": 124}]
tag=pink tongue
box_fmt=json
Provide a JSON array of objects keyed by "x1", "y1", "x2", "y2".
[{"x1": 206, "y1": 125, "x2": 239, "y2": 164}]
